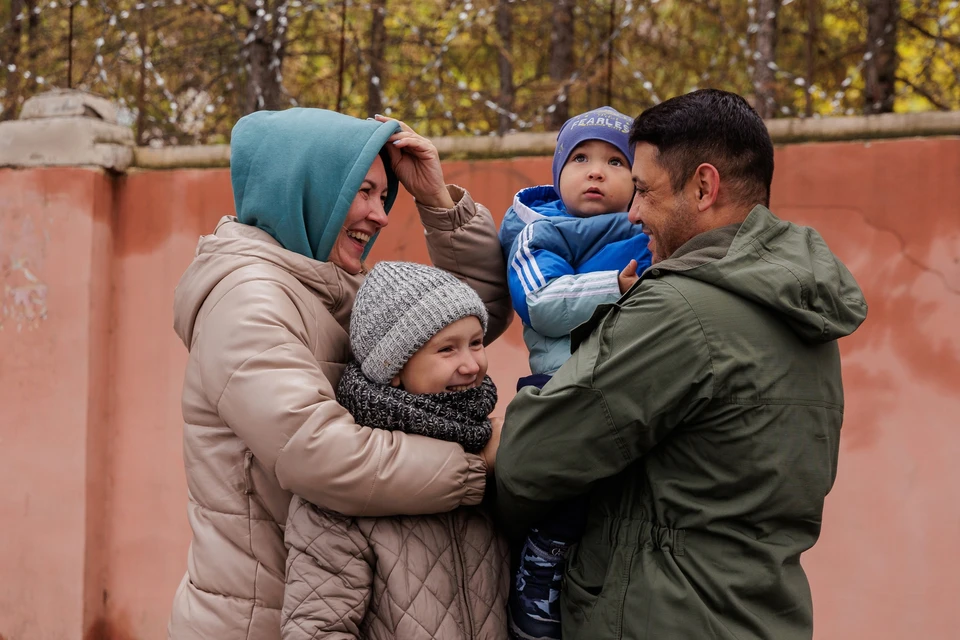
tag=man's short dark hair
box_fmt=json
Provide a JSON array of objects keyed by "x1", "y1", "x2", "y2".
[{"x1": 629, "y1": 89, "x2": 775, "y2": 207}]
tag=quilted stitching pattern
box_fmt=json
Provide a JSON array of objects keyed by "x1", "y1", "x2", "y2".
[{"x1": 282, "y1": 498, "x2": 509, "y2": 639}]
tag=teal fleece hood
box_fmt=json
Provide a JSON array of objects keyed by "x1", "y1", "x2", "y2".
[{"x1": 231, "y1": 108, "x2": 401, "y2": 261}]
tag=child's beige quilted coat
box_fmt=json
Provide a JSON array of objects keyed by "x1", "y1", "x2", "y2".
[{"x1": 283, "y1": 497, "x2": 509, "y2": 640}]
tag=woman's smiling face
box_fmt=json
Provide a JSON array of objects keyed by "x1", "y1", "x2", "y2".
[{"x1": 328, "y1": 155, "x2": 390, "y2": 274}]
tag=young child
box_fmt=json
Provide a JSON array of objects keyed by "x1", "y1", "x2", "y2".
[
  {"x1": 498, "y1": 107, "x2": 652, "y2": 640},
  {"x1": 282, "y1": 261, "x2": 510, "y2": 640}
]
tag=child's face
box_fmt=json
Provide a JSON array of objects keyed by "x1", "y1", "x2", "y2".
[
  {"x1": 391, "y1": 316, "x2": 488, "y2": 394},
  {"x1": 558, "y1": 140, "x2": 634, "y2": 218}
]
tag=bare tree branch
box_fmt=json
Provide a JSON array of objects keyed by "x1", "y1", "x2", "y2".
[{"x1": 898, "y1": 74, "x2": 950, "y2": 110}]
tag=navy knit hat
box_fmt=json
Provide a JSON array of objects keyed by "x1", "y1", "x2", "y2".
[{"x1": 552, "y1": 106, "x2": 634, "y2": 197}]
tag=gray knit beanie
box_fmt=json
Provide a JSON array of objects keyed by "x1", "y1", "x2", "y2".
[{"x1": 350, "y1": 261, "x2": 489, "y2": 384}]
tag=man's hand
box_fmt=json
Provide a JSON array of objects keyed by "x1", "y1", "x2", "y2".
[
  {"x1": 481, "y1": 416, "x2": 504, "y2": 474},
  {"x1": 619, "y1": 259, "x2": 640, "y2": 294}
]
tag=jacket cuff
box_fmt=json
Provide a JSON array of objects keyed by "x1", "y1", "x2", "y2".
[
  {"x1": 416, "y1": 184, "x2": 473, "y2": 232},
  {"x1": 461, "y1": 453, "x2": 488, "y2": 506}
]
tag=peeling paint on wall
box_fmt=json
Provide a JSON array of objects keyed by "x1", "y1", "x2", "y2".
[
  {"x1": 0, "y1": 210, "x2": 49, "y2": 332},
  {"x1": 1, "y1": 257, "x2": 48, "y2": 331}
]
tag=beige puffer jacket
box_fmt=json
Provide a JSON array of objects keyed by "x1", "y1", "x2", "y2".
[
  {"x1": 283, "y1": 498, "x2": 509, "y2": 640},
  {"x1": 168, "y1": 187, "x2": 511, "y2": 640}
]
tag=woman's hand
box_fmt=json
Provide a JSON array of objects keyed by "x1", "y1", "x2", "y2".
[
  {"x1": 481, "y1": 416, "x2": 504, "y2": 474},
  {"x1": 375, "y1": 114, "x2": 455, "y2": 210}
]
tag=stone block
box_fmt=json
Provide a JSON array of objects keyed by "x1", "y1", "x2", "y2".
[
  {"x1": 19, "y1": 88, "x2": 119, "y2": 124},
  {"x1": 0, "y1": 90, "x2": 134, "y2": 171}
]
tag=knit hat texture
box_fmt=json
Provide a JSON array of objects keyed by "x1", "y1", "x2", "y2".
[
  {"x1": 350, "y1": 261, "x2": 488, "y2": 384},
  {"x1": 552, "y1": 106, "x2": 634, "y2": 197}
]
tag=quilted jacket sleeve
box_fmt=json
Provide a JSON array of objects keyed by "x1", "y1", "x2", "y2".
[
  {"x1": 283, "y1": 497, "x2": 374, "y2": 640},
  {"x1": 418, "y1": 185, "x2": 513, "y2": 343},
  {"x1": 198, "y1": 275, "x2": 487, "y2": 516}
]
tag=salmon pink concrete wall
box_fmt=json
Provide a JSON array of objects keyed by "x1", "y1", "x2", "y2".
[
  {"x1": 1, "y1": 139, "x2": 958, "y2": 639},
  {"x1": 772, "y1": 140, "x2": 960, "y2": 638},
  {"x1": 0, "y1": 169, "x2": 115, "y2": 639}
]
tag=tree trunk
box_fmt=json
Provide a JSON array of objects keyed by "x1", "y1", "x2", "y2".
[
  {"x1": 2, "y1": 0, "x2": 25, "y2": 121},
  {"x1": 752, "y1": 0, "x2": 780, "y2": 119},
  {"x1": 367, "y1": 0, "x2": 386, "y2": 117},
  {"x1": 496, "y1": 0, "x2": 514, "y2": 134},
  {"x1": 335, "y1": 0, "x2": 347, "y2": 112},
  {"x1": 25, "y1": 0, "x2": 37, "y2": 93},
  {"x1": 804, "y1": 0, "x2": 818, "y2": 117},
  {"x1": 67, "y1": 1, "x2": 75, "y2": 88},
  {"x1": 549, "y1": 0, "x2": 575, "y2": 128},
  {"x1": 136, "y1": 7, "x2": 150, "y2": 144},
  {"x1": 243, "y1": 0, "x2": 285, "y2": 113},
  {"x1": 606, "y1": 0, "x2": 616, "y2": 106},
  {"x1": 864, "y1": 0, "x2": 899, "y2": 114}
]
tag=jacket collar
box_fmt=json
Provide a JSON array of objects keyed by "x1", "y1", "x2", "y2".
[
  {"x1": 639, "y1": 205, "x2": 781, "y2": 278},
  {"x1": 173, "y1": 217, "x2": 363, "y2": 348}
]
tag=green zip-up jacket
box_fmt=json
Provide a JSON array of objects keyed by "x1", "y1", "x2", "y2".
[{"x1": 495, "y1": 206, "x2": 867, "y2": 640}]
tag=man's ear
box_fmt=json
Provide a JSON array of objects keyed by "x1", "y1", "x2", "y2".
[{"x1": 693, "y1": 163, "x2": 720, "y2": 211}]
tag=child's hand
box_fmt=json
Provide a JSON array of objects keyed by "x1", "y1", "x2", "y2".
[
  {"x1": 481, "y1": 417, "x2": 504, "y2": 474},
  {"x1": 618, "y1": 259, "x2": 640, "y2": 294}
]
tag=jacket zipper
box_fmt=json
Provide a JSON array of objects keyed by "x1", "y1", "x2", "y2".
[
  {"x1": 448, "y1": 514, "x2": 476, "y2": 639},
  {"x1": 242, "y1": 450, "x2": 255, "y2": 495}
]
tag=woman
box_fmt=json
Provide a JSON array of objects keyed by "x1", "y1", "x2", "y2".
[{"x1": 167, "y1": 108, "x2": 510, "y2": 640}]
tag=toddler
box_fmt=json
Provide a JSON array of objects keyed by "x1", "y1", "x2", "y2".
[{"x1": 498, "y1": 107, "x2": 652, "y2": 640}]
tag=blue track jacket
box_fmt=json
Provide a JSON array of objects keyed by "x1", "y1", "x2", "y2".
[{"x1": 499, "y1": 185, "x2": 651, "y2": 375}]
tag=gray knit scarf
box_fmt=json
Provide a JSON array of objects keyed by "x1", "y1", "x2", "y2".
[{"x1": 336, "y1": 362, "x2": 497, "y2": 454}]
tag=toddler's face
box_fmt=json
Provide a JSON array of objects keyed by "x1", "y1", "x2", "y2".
[
  {"x1": 391, "y1": 316, "x2": 488, "y2": 394},
  {"x1": 558, "y1": 140, "x2": 634, "y2": 218}
]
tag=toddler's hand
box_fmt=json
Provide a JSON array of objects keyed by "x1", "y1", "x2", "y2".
[{"x1": 619, "y1": 259, "x2": 640, "y2": 294}]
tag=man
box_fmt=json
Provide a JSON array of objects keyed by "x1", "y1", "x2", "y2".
[{"x1": 495, "y1": 89, "x2": 867, "y2": 640}]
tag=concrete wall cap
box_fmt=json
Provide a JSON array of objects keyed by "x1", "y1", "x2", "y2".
[
  {"x1": 0, "y1": 116, "x2": 134, "y2": 171},
  {"x1": 19, "y1": 89, "x2": 119, "y2": 124},
  {"x1": 134, "y1": 144, "x2": 231, "y2": 169},
  {"x1": 130, "y1": 111, "x2": 960, "y2": 168}
]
